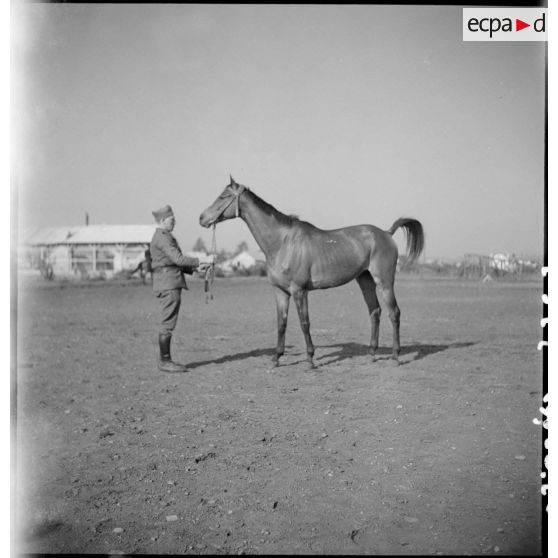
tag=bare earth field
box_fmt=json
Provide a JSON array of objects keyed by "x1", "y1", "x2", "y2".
[{"x1": 15, "y1": 274, "x2": 544, "y2": 556}]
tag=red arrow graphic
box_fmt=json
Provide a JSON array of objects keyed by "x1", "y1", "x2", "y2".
[{"x1": 516, "y1": 19, "x2": 530, "y2": 31}]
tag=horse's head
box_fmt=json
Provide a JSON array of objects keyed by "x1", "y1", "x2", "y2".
[{"x1": 199, "y1": 176, "x2": 247, "y2": 228}]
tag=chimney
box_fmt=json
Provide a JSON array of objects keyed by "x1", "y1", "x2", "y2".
[{"x1": 85, "y1": 212, "x2": 90, "y2": 226}]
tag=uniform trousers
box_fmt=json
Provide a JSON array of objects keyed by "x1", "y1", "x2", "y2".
[{"x1": 156, "y1": 289, "x2": 182, "y2": 335}]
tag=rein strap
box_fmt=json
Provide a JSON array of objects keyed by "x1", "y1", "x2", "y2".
[
  {"x1": 204, "y1": 224, "x2": 217, "y2": 304},
  {"x1": 204, "y1": 185, "x2": 246, "y2": 303}
]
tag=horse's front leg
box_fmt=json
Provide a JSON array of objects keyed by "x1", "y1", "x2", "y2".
[
  {"x1": 271, "y1": 287, "x2": 290, "y2": 367},
  {"x1": 292, "y1": 288, "x2": 316, "y2": 370}
]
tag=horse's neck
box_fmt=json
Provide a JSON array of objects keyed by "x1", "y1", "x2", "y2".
[{"x1": 240, "y1": 192, "x2": 291, "y2": 257}]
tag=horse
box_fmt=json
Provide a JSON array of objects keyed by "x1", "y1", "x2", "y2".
[
  {"x1": 199, "y1": 177, "x2": 424, "y2": 369},
  {"x1": 128, "y1": 249, "x2": 152, "y2": 284}
]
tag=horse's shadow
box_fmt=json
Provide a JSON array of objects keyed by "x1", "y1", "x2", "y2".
[
  {"x1": 315, "y1": 341, "x2": 477, "y2": 366},
  {"x1": 185, "y1": 341, "x2": 476, "y2": 369}
]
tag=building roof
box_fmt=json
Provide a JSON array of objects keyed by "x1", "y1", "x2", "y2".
[
  {"x1": 21, "y1": 225, "x2": 157, "y2": 246},
  {"x1": 21, "y1": 226, "x2": 78, "y2": 245},
  {"x1": 232, "y1": 251, "x2": 257, "y2": 266}
]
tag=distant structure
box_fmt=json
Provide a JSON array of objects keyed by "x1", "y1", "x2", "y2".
[
  {"x1": 20, "y1": 224, "x2": 157, "y2": 280},
  {"x1": 458, "y1": 252, "x2": 539, "y2": 278},
  {"x1": 459, "y1": 253, "x2": 493, "y2": 278},
  {"x1": 219, "y1": 249, "x2": 266, "y2": 274},
  {"x1": 221, "y1": 250, "x2": 257, "y2": 273},
  {"x1": 490, "y1": 252, "x2": 518, "y2": 273}
]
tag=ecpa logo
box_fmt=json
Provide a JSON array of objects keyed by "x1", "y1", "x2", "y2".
[{"x1": 463, "y1": 8, "x2": 547, "y2": 41}]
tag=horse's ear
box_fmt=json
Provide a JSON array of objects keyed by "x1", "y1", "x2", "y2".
[{"x1": 229, "y1": 175, "x2": 236, "y2": 185}]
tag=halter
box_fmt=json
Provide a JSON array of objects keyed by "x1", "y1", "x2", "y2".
[{"x1": 217, "y1": 184, "x2": 246, "y2": 220}]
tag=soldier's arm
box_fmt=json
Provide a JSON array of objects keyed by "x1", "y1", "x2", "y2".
[{"x1": 159, "y1": 237, "x2": 199, "y2": 272}]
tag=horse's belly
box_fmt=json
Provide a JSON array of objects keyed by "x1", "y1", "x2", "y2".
[{"x1": 308, "y1": 259, "x2": 367, "y2": 289}]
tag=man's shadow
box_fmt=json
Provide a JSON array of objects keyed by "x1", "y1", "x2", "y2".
[
  {"x1": 186, "y1": 347, "x2": 279, "y2": 370},
  {"x1": 185, "y1": 341, "x2": 476, "y2": 369}
]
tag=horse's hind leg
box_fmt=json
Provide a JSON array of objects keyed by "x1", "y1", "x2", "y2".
[
  {"x1": 377, "y1": 280, "x2": 401, "y2": 364},
  {"x1": 356, "y1": 271, "x2": 381, "y2": 361},
  {"x1": 292, "y1": 287, "x2": 316, "y2": 370},
  {"x1": 272, "y1": 286, "x2": 290, "y2": 367}
]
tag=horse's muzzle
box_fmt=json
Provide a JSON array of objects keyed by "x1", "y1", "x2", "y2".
[{"x1": 199, "y1": 213, "x2": 213, "y2": 228}]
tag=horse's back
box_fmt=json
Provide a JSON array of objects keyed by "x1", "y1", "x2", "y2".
[
  {"x1": 306, "y1": 223, "x2": 399, "y2": 287},
  {"x1": 321, "y1": 223, "x2": 397, "y2": 259}
]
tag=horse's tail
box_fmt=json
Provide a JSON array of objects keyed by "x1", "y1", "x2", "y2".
[{"x1": 388, "y1": 218, "x2": 425, "y2": 264}]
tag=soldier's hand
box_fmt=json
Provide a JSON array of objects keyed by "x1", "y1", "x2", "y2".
[{"x1": 198, "y1": 254, "x2": 216, "y2": 265}]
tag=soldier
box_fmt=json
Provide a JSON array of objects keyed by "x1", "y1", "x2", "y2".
[{"x1": 150, "y1": 204, "x2": 214, "y2": 372}]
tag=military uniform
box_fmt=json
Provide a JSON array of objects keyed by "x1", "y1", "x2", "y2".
[
  {"x1": 151, "y1": 205, "x2": 200, "y2": 373},
  {"x1": 152, "y1": 230, "x2": 199, "y2": 290}
]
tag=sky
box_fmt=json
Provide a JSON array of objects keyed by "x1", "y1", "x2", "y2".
[{"x1": 13, "y1": 4, "x2": 546, "y2": 259}]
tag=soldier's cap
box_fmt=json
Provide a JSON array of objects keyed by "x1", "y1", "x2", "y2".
[{"x1": 152, "y1": 205, "x2": 174, "y2": 222}]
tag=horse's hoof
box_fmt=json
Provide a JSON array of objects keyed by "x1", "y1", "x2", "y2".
[
  {"x1": 369, "y1": 354, "x2": 377, "y2": 363},
  {"x1": 391, "y1": 357, "x2": 400, "y2": 366},
  {"x1": 306, "y1": 362, "x2": 317, "y2": 371}
]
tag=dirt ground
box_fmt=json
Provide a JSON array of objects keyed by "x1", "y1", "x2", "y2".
[{"x1": 14, "y1": 274, "x2": 544, "y2": 555}]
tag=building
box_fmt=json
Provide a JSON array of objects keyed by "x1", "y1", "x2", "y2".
[
  {"x1": 20, "y1": 224, "x2": 157, "y2": 279},
  {"x1": 220, "y1": 250, "x2": 257, "y2": 273},
  {"x1": 489, "y1": 253, "x2": 519, "y2": 273}
]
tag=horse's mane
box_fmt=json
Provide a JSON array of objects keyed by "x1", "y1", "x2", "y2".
[{"x1": 247, "y1": 189, "x2": 301, "y2": 225}]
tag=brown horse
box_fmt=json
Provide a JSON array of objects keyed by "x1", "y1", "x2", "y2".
[{"x1": 200, "y1": 177, "x2": 424, "y2": 369}]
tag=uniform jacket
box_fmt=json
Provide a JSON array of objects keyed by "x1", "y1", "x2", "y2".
[{"x1": 150, "y1": 228, "x2": 199, "y2": 292}]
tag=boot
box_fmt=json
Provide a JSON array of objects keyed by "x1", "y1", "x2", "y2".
[{"x1": 158, "y1": 333, "x2": 187, "y2": 373}]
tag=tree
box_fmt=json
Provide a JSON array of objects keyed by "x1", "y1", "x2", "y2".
[
  {"x1": 217, "y1": 249, "x2": 229, "y2": 263},
  {"x1": 192, "y1": 237, "x2": 207, "y2": 252},
  {"x1": 235, "y1": 241, "x2": 249, "y2": 255}
]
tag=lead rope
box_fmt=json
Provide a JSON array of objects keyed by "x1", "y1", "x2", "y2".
[
  {"x1": 204, "y1": 224, "x2": 216, "y2": 303},
  {"x1": 203, "y1": 186, "x2": 243, "y2": 303}
]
